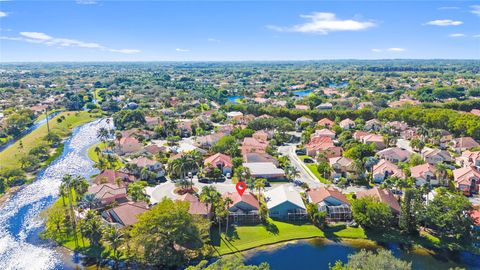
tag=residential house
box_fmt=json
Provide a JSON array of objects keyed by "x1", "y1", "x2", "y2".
[
  {"x1": 204, "y1": 153, "x2": 233, "y2": 175},
  {"x1": 130, "y1": 157, "x2": 164, "y2": 177},
  {"x1": 241, "y1": 137, "x2": 268, "y2": 155},
  {"x1": 223, "y1": 192, "x2": 260, "y2": 224},
  {"x1": 179, "y1": 193, "x2": 212, "y2": 219},
  {"x1": 177, "y1": 120, "x2": 193, "y2": 137},
  {"x1": 295, "y1": 116, "x2": 313, "y2": 130},
  {"x1": 143, "y1": 144, "x2": 167, "y2": 155},
  {"x1": 94, "y1": 169, "x2": 136, "y2": 186},
  {"x1": 339, "y1": 118, "x2": 356, "y2": 130},
  {"x1": 305, "y1": 136, "x2": 342, "y2": 159},
  {"x1": 471, "y1": 109, "x2": 480, "y2": 117},
  {"x1": 372, "y1": 159, "x2": 405, "y2": 183},
  {"x1": 196, "y1": 132, "x2": 225, "y2": 148},
  {"x1": 316, "y1": 102, "x2": 333, "y2": 111},
  {"x1": 410, "y1": 163, "x2": 439, "y2": 186},
  {"x1": 144, "y1": 116, "x2": 163, "y2": 127},
  {"x1": 385, "y1": 121, "x2": 409, "y2": 132},
  {"x1": 102, "y1": 201, "x2": 149, "y2": 227},
  {"x1": 226, "y1": 111, "x2": 243, "y2": 120},
  {"x1": 314, "y1": 128, "x2": 336, "y2": 139},
  {"x1": 400, "y1": 128, "x2": 420, "y2": 141},
  {"x1": 243, "y1": 162, "x2": 285, "y2": 180},
  {"x1": 117, "y1": 136, "x2": 143, "y2": 155},
  {"x1": 253, "y1": 130, "x2": 272, "y2": 142},
  {"x1": 453, "y1": 166, "x2": 480, "y2": 196},
  {"x1": 307, "y1": 187, "x2": 352, "y2": 222},
  {"x1": 421, "y1": 148, "x2": 453, "y2": 165},
  {"x1": 353, "y1": 131, "x2": 385, "y2": 150},
  {"x1": 456, "y1": 151, "x2": 480, "y2": 168},
  {"x1": 317, "y1": 118, "x2": 335, "y2": 128},
  {"x1": 357, "y1": 187, "x2": 401, "y2": 215},
  {"x1": 87, "y1": 183, "x2": 128, "y2": 207},
  {"x1": 377, "y1": 147, "x2": 411, "y2": 163},
  {"x1": 264, "y1": 185, "x2": 307, "y2": 221},
  {"x1": 451, "y1": 137, "x2": 480, "y2": 153},
  {"x1": 364, "y1": 119, "x2": 382, "y2": 131},
  {"x1": 243, "y1": 152, "x2": 279, "y2": 166},
  {"x1": 295, "y1": 104, "x2": 310, "y2": 110},
  {"x1": 329, "y1": 157, "x2": 355, "y2": 180}
]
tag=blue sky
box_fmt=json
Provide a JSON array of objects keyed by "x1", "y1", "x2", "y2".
[{"x1": 0, "y1": 0, "x2": 479, "y2": 61}]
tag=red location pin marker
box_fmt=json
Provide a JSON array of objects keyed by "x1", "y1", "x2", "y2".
[{"x1": 236, "y1": 181, "x2": 247, "y2": 196}]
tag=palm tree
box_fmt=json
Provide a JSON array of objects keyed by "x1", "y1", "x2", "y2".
[
  {"x1": 61, "y1": 174, "x2": 79, "y2": 247},
  {"x1": 254, "y1": 178, "x2": 267, "y2": 198},
  {"x1": 435, "y1": 162, "x2": 449, "y2": 186},
  {"x1": 78, "y1": 193, "x2": 100, "y2": 210},
  {"x1": 97, "y1": 127, "x2": 110, "y2": 148},
  {"x1": 103, "y1": 226, "x2": 125, "y2": 269},
  {"x1": 128, "y1": 181, "x2": 148, "y2": 202},
  {"x1": 200, "y1": 186, "x2": 221, "y2": 217},
  {"x1": 224, "y1": 197, "x2": 233, "y2": 233},
  {"x1": 94, "y1": 146, "x2": 102, "y2": 159}
]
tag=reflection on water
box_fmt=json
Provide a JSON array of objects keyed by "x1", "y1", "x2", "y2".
[
  {"x1": 0, "y1": 119, "x2": 112, "y2": 270},
  {"x1": 244, "y1": 238, "x2": 480, "y2": 270}
]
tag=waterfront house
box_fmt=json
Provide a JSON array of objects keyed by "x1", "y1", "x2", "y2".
[
  {"x1": 102, "y1": 201, "x2": 148, "y2": 227},
  {"x1": 223, "y1": 192, "x2": 260, "y2": 224},
  {"x1": 357, "y1": 187, "x2": 401, "y2": 215},
  {"x1": 264, "y1": 185, "x2": 307, "y2": 221},
  {"x1": 307, "y1": 187, "x2": 352, "y2": 222}
]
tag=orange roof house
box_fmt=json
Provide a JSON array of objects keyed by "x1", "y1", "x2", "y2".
[{"x1": 357, "y1": 187, "x2": 401, "y2": 214}]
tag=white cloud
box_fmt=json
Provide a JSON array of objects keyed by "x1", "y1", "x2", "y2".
[
  {"x1": 0, "y1": 11, "x2": 7, "y2": 17},
  {"x1": 449, "y1": 33, "x2": 466, "y2": 37},
  {"x1": 425, "y1": 19, "x2": 463, "y2": 26},
  {"x1": 207, "y1": 38, "x2": 220, "y2": 42},
  {"x1": 471, "y1": 5, "x2": 480, "y2": 16},
  {"x1": 372, "y1": 48, "x2": 406, "y2": 53},
  {"x1": 108, "y1": 49, "x2": 141, "y2": 54},
  {"x1": 267, "y1": 12, "x2": 376, "y2": 34},
  {"x1": 438, "y1": 7, "x2": 460, "y2": 10},
  {"x1": 175, "y1": 48, "x2": 190, "y2": 52},
  {"x1": 387, "y1": 48, "x2": 406, "y2": 52},
  {"x1": 76, "y1": 0, "x2": 98, "y2": 4},
  {"x1": 3, "y1": 31, "x2": 140, "y2": 54}
]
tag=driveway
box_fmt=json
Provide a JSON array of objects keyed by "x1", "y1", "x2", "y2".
[{"x1": 278, "y1": 144, "x2": 324, "y2": 188}]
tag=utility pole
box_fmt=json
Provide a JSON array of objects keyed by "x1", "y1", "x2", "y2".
[{"x1": 45, "y1": 106, "x2": 50, "y2": 134}]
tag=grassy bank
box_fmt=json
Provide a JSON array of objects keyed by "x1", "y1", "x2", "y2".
[
  {"x1": 210, "y1": 219, "x2": 469, "y2": 256},
  {"x1": 87, "y1": 142, "x2": 124, "y2": 169},
  {"x1": 0, "y1": 111, "x2": 99, "y2": 170},
  {"x1": 211, "y1": 220, "x2": 366, "y2": 255}
]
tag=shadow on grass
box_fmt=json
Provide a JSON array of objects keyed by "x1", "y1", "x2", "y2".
[
  {"x1": 322, "y1": 224, "x2": 344, "y2": 242},
  {"x1": 265, "y1": 222, "x2": 279, "y2": 235}
]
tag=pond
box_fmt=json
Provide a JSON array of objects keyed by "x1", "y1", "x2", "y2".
[
  {"x1": 293, "y1": 90, "x2": 313, "y2": 97},
  {"x1": 227, "y1": 95, "x2": 244, "y2": 104},
  {"x1": 244, "y1": 239, "x2": 480, "y2": 270},
  {"x1": 0, "y1": 118, "x2": 112, "y2": 270},
  {"x1": 328, "y1": 82, "x2": 348, "y2": 88}
]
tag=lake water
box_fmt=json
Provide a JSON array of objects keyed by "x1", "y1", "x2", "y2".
[
  {"x1": 227, "y1": 95, "x2": 244, "y2": 104},
  {"x1": 0, "y1": 118, "x2": 112, "y2": 270},
  {"x1": 244, "y1": 239, "x2": 480, "y2": 270}
]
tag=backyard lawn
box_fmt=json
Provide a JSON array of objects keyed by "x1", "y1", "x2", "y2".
[
  {"x1": 212, "y1": 220, "x2": 366, "y2": 255},
  {"x1": 87, "y1": 142, "x2": 124, "y2": 169},
  {"x1": 0, "y1": 111, "x2": 99, "y2": 170}
]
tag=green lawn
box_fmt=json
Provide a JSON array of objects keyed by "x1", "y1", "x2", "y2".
[
  {"x1": 305, "y1": 163, "x2": 331, "y2": 184},
  {"x1": 94, "y1": 88, "x2": 106, "y2": 103},
  {"x1": 0, "y1": 111, "x2": 99, "y2": 170},
  {"x1": 87, "y1": 142, "x2": 124, "y2": 169},
  {"x1": 211, "y1": 219, "x2": 367, "y2": 255}
]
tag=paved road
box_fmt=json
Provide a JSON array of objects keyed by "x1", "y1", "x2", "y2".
[{"x1": 278, "y1": 144, "x2": 324, "y2": 188}]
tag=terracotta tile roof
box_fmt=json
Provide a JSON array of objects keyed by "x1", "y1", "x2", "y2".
[
  {"x1": 357, "y1": 187, "x2": 401, "y2": 214},
  {"x1": 105, "y1": 201, "x2": 148, "y2": 226},
  {"x1": 178, "y1": 194, "x2": 212, "y2": 216},
  {"x1": 453, "y1": 166, "x2": 480, "y2": 186},
  {"x1": 410, "y1": 163, "x2": 435, "y2": 178},
  {"x1": 130, "y1": 157, "x2": 158, "y2": 167},
  {"x1": 223, "y1": 191, "x2": 260, "y2": 210},
  {"x1": 308, "y1": 187, "x2": 349, "y2": 205},
  {"x1": 452, "y1": 137, "x2": 479, "y2": 149},
  {"x1": 88, "y1": 183, "x2": 127, "y2": 203},
  {"x1": 94, "y1": 169, "x2": 136, "y2": 186},
  {"x1": 317, "y1": 118, "x2": 334, "y2": 127},
  {"x1": 372, "y1": 159, "x2": 405, "y2": 179},
  {"x1": 204, "y1": 153, "x2": 233, "y2": 168}
]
